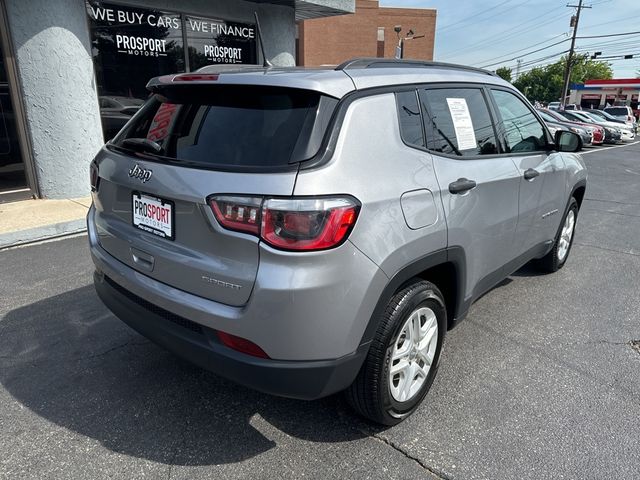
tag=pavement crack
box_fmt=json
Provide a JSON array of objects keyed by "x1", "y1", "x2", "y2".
[
  {"x1": 369, "y1": 433, "x2": 452, "y2": 480},
  {"x1": 0, "y1": 340, "x2": 149, "y2": 363},
  {"x1": 573, "y1": 242, "x2": 640, "y2": 257},
  {"x1": 81, "y1": 340, "x2": 150, "y2": 360},
  {"x1": 584, "y1": 197, "x2": 640, "y2": 207},
  {"x1": 584, "y1": 208, "x2": 640, "y2": 219},
  {"x1": 630, "y1": 340, "x2": 640, "y2": 355},
  {"x1": 335, "y1": 404, "x2": 451, "y2": 479}
]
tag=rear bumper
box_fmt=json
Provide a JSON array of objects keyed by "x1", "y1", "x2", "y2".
[{"x1": 94, "y1": 270, "x2": 367, "y2": 400}]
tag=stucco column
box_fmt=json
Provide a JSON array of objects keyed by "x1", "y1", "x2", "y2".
[{"x1": 5, "y1": 0, "x2": 103, "y2": 198}]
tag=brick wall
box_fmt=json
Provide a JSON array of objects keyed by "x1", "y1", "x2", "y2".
[{"x1": 298, "y1": 0, "x2": 436, "y2": 66}]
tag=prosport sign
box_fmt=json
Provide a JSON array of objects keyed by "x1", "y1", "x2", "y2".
[
  {"x1": 86, "y1": 1, "x2": 258, "y2": 66},
  {"x1": 185, "y1": 16, "x2": 257, "y2": 68}
]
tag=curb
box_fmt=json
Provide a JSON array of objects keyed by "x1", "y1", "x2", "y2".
[{"x1": 0, "y1": 219, "x2": 87, "y2": 250}]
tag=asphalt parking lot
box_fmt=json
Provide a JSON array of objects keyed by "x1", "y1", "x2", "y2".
[{"x1": 1, "y1": 141, "x2": 639, "y2": 480}]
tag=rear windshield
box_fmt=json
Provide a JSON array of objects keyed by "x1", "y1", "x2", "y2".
[
  {"x1": 604, "y1": 107, "x2": 628, "y2": 115},
  {"x1": 112, "y1": 86, "x2": 336, "y2": 170}
]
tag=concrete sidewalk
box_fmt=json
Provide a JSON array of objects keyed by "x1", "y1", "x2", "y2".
[{"x1": 0, "y1": 197, "x2": 91, "y2": 249}]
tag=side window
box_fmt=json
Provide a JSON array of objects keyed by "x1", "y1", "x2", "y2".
[
  {"x1": 419, "y1": 88, "x2": 498, "y2": 156},
  {"x1": 491, "y1": 90, "x2": 547, "y2": 153},
  {"x1": 396, "y1": 91, "x2": 425, "y2": 148}
]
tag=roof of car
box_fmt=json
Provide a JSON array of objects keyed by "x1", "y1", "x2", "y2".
[{"x1": 147, "y1": 58, "x2": 512, "y2": 99}]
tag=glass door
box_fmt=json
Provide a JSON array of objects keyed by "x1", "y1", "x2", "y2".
[{"x1": 0, "y1": 40, "x2": 28, "y2": 201}]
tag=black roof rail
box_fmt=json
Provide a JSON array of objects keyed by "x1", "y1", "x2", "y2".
[{"x1": 335, "y1": 57, "x2": 497, "y2": 77}]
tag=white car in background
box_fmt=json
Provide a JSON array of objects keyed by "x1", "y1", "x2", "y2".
[
  {"x1": 569, "y1": 110, "x2": 635, "y2": 141},
  {"x1": 603, "y1": 106, "x2": 637, "y2": 129}
]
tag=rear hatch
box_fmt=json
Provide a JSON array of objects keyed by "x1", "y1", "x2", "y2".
[{"x1": 92, "y1": 82, "x2": 337, "y2": 306}]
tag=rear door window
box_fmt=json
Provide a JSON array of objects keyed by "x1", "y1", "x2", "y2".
[
  {"x1": 113, "y1": 86, "x2": 334, "y2": 169},
  {"x1": 419, "y1": 88, "x2": 498, "y2": 156}
]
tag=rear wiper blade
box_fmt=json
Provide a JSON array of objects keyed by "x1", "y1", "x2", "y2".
[{"x1": 121, "y1": 138, "x2": 162, "y2": 154}]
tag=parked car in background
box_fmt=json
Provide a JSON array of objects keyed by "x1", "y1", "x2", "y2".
[
  {"x1": 540, "y1": 108, "x2": 604, "y2": 145},
  {"x1": 548, "y1": 101, "x2": 561, "y2": 111},
  {"x1": 603, "y1": 106, "x2": 637, "y2": 127},
  {"x1": 99, "y1": 96, "x2": 145, "y2": 116},
  {"x1": 558, "y1": 110, "x2": 625, "y2": 143},
  {"x1": 576, "y1": 110, "x2": 635, "y2": 141},
  {"x1": 537, "y1": 109, "x2": 591, "y2": 146},
  {"x1": 564, "y1": 104, "x2": 579, "y2": 111},
  {"x1": 588, "y1": 109, "x2": 635, "y2": 131},
  {"x1": 99, "y1": 96, "x2": 145, "y2": 141}
]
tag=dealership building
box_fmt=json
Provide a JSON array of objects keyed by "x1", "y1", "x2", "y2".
[
  {"x1": 0, "y1": 0, "x2": 354, "y2": 202},
  {"x1": 568, "y1": 78, "x2": 640, "y2": 113}
]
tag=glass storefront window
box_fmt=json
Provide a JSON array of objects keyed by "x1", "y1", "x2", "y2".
[
  {"x1": 0, "y1": 42, "x2": 27, "y2": 195},
  {"x1": 86, "y1": 1, "x2": 259, "y2": 141},
  {"x1": 87, "y1": 1, "x2": 184, "y2": 140},
  {"x1": 185, "y1": 16, "x2": 257, "y2": 70}
]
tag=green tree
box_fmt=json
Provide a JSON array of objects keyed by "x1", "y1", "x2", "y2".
[
  {"x1": 511, "y1": 55, "x2": 612, "y2": 103},
  {"x1": 495, "y1": 66, "x2": 512, "y2": 82}
]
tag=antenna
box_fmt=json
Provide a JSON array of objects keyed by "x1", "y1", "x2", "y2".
[{"x1": 254, "y1": 12, "x2": 273, "y2": 68}]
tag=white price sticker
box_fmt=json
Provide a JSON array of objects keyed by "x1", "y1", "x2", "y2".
[{"x1": 446, "y1": 98, "x2": 477, "y2": 151}]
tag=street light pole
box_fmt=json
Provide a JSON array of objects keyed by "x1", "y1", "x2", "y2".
[{"x1": 393, "y1": 26, "x2": 424, "y2": 59}]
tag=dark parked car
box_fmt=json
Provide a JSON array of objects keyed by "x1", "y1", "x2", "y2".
[
  {"x1": 99, "y1": 96, "x2": 145, "y2": 140},
  {"x1": 539, "y1": 108, "x2": 604, "y2": 145},
  {"x1": 537, "y1": 109, "x2": 590, "y2": 146},
  {"x1": 558, "y1": 110, "x2": 623, "y2": 144}
]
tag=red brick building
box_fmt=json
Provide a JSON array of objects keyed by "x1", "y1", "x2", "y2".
[{"x1": 297, "y1": 0, "x2": 436, "y2": 67}]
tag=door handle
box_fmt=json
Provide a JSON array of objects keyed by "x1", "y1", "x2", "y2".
[
  {"x1": 449, "y1": 178, "x2": 477, "y2": 194},
  {"x1": 524, "y1": 168, "x2": 540, "y2": 180}
]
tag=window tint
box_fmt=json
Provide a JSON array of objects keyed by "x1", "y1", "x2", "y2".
[
  {"x1": 114, "y1": 86, "x2": 330, "y2": 169},
  {"x1": 491, "y1": 90, "x2": 547, "y2": 153},
  {"x1": 396, "y1": 91, "x2": 425, "y2": 148},
  {"x1": 419, "y1": 88, "x2": 498, "y2": 156}
]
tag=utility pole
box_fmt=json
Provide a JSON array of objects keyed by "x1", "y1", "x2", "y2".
[
  {"x1": 516, "y1": 59, "x2": 522, "y2": 80},
  {"x1": 560, "y1": 0, "x2": 591, "y2": 106}
]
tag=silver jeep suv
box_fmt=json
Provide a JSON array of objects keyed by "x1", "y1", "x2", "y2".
[{"x1": 88, "y1": 58, "x2": 587, "y2": 425}]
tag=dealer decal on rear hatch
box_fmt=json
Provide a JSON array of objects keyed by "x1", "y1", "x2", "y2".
[{"x1": 132, "y1": 192, "x2": 174, "y2": 240}]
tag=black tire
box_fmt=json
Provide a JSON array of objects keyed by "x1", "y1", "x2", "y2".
[
  {"x1": 537, "y1": 197, "x2": 578, "y2": 273},
  {"x1": 346, "y1": 280, "x2": 447, "y2": 425}
]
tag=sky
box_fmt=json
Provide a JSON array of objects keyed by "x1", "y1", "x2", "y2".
[{"x1": 379, "y1": 0, "x2": 640, "y2": 78}]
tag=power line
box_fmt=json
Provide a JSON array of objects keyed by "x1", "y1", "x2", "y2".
[
  {"x1": 577, "y1": 30, "x2": 640, "y2": 39},
  {"x1": 470, "y1": 33, "x2": 568, "y2": 67},
  {"x1": 439, "y1": 6, "x2": 570, "y2": 59},
  {"x1": 480, "y1": 38, "x2": 570, "y2": 68},
  {"x1": 437, "y1": 0, "x2": 516, "y2": 33}
]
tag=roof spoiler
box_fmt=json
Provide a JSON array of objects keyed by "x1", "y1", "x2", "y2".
[{"x1": 335, "y1": 57, "x2": 496, "y2": 77}]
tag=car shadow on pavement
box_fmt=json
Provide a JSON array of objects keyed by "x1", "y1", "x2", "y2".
[{"x1": 0, "y1": 286, "x2": 372, "y2": 466}]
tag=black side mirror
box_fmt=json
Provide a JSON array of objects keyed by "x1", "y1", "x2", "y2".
[{"x1": 554, "y1": 130, "x2": 582, "y2": 152}]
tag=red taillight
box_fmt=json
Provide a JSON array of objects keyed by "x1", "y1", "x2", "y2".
[
  {"x1": 209, "y1": 195, "x2": 360, "y2": 251},
  {"x1": 217, "y1": 331, "x2": 269, "y2": 358},
  {"x1": 90, "y1": 161, "x2": 99, "y2": 192},
  {"x1": 209, "y1": 196, "x2": 262, "y2": 235},
  {"x1": 262, "y1": 198, "x2": 359, "y2": 251}
]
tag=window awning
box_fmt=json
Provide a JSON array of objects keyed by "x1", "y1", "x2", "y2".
[{"x1": 250, "y1": 0, "x2": 355, "y2": 20}]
